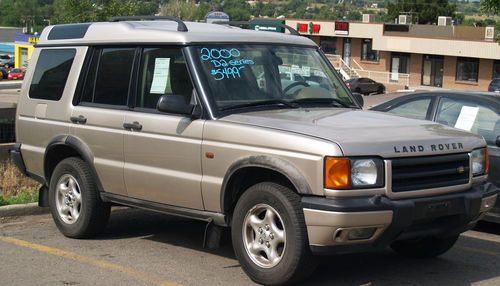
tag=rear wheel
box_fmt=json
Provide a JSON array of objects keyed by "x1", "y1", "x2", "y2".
[
  {"x1": 391, "y1": 234, "x2": 459, "y2": 258},
  {"x1": 377, "y1": 86, "x2": 385, "y2": 94},
  {"x1": 231, "y1": 182, "x2": 317, "y2": 285},
  {"x1": 49, "y1": 157, "x2": 110, "y2": 238}
]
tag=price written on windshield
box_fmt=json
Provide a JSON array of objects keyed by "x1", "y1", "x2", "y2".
[{"x1": 200, "y1": 48, "x2": 255, "y2": 81}]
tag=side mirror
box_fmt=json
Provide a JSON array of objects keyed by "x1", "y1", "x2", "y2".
[
  {"x1": 496, "y1": 135, "x2": 500, "y2": 148},
  {"x1": 352, "y1": 92, "x2": 364, "y2": 108},
  {"x1": 157, "y1": 95, "x2": 195, "y2": 116}
]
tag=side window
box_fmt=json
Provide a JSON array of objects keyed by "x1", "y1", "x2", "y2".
[
  {"x1": 29, "y1": 49, "x2": 76, "y2": 100},
  {"x1": 436, "y1": 98, "x2": 499, "y2": 146},
  {"x1": 81, "y1": 47, "x2": 135, "y2": 106},
  {"x1": 386, "y1": 98, "x2": 431, "y2": 120},
  {"x1": 136, "y1": 47, "x2": 193, "y2": 110}
]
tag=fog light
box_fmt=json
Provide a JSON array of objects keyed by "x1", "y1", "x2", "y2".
[{"x1": 347, "y1": 227, "x2": 377, "y2": 240}]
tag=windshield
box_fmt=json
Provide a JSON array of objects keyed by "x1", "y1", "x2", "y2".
[{"x1": 194, "y1": 45, "x2": 356, "y2": 112}]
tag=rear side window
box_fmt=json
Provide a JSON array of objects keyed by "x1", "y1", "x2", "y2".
[
  {"x1": 81, "y1": 47, "x2": 135, "y2": 106},
  {"x1": 29, "y1": 49, "x2": 76, "y2": 100}
]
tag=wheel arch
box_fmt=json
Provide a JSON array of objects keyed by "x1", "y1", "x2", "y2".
[
  {"x1": 44, "y1": 135, "x2": 104, "y2": 192},
  {"x1": 220, "y1": 156, "x2": 312, "y2": 217}
]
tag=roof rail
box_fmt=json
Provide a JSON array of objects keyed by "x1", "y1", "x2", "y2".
[
  {"x1": 110, "y1": 16, "x2": 188, "y2": 32},
  {"x1": 213, "y1": 20, "x2": 300, "y2": 36}
]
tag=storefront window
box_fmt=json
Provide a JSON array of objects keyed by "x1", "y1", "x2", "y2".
[
  {"x1": 456, "y1": 57, "x2": 479, "y2": 82},
  {"x1": 320, "y1": 37, "x2": 337, "y2": 55},
  {"x1": 361, "y1": 39, "x2": 379, "y2": 62},
  {"x1": 493, "y1": 60, "x2": 500, "y2": 79}
]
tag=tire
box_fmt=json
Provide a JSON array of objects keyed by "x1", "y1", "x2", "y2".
[
  {"x1": 391, "y1": 234, "x2": 459, "y2": 258},
  {"x1": 231, "y1": 182, "x2": 317, "y2": 286},
  {"x1": 355, "y1": 87, "x2": 362, "y2": 94},
  {"x1": 49, "y1": 157, "x2": 110, "y2": 238},
  {"x1": 377, "y1": 86, "x2": 385, "y2": 94}
]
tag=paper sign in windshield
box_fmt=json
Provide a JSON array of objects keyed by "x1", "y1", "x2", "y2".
[
  {"x1": 150, "y1": 58, "x2": 171, "y2": 94},
  {"x1": 454, "y1": 106, "x2": 479, "y2": 131}
]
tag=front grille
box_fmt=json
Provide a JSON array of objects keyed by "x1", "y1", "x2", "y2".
[{"x1": 391, "y1": 153, "x2": 470, "y2": 193}]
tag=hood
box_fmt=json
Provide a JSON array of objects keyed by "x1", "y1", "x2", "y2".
[{"x1": 220, "y1": 108, "x2": 485, "y2": 158}]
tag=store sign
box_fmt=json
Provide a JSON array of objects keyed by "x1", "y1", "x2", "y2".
[
  {"x1": 335, "y1": 21, "x2": 349, "y2": 35},
  {"x1": 205, "y1": 11, "x2": 230, "y2": 24},
  {"x1": 296, "y1": 22, "x2": 321, "y2": 34},
  {"x1": 250, "y1": 20, "x2": 285, "y2": 33}
]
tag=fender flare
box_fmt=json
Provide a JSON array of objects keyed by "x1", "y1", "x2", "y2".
[
  {"x1": 220, "y1": 155, "x2": 313, "y2": 213},
  {"x1": 44, "y1": 135, "x2": 104, "y2": 192}
]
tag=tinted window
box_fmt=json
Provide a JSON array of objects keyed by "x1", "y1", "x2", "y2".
[
  {"x1": 81, "y1": 47, "x2": 135, "y2": 106},
  {"x1": 386, "y1": 98, "x2": 431, "y2": 120},
  {"x1": 436, "y1": 97, "x2": 499, "y2": 146},
  {"x1": 29, "y1": 49, "x2": 76, "y2": 100},
  {"x1": 136, "y1": 47, "x2": 193, "y2": 110}
]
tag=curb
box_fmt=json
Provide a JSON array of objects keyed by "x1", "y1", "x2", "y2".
[{"x1": 0, "y1": 202, "x2": 49, "y2": 217}]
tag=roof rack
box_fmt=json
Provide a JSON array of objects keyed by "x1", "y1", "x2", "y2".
[
  {"x1": 110, "y1": 16, "x2": 188, "y2": 32},
  {"x1": 213, "y1": 20, "x2": 300, "y2": 36}
]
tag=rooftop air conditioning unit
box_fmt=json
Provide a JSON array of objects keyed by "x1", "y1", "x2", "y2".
[
  {"x1": 398, "y1": 15, "x2": 412, "y2": 25},
  {"x1": 363, "y1": 14, "x2": 375, "y2": 23},
  {"x1": 438, "y1": 16, "x2": 452, "y2": 26},
  {"x1": 485, "y1": 26, "x2": 495, "y2": 41}
]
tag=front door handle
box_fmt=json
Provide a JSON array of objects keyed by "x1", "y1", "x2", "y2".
[
  {"x1": 123, "y1": 121, "x2": 142, "y2": 131},
  {"x1": 70, "y1": 115, "x2": 87, "y2": 124}
]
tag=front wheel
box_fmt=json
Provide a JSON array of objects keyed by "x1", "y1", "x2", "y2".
[
  {"x1": 231, "y1": 182, "x2": 317, "y2": 285},
  {"x1": 391, "y1": 234, "x2": 459, "y2": 258}
]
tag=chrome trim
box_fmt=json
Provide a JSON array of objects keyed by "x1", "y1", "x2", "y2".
[{"x1": 385, "y1": 154, "x2": 472, "y2": 200}]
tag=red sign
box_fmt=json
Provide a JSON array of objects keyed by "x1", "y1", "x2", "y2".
[
  {"x1": 311, "y1": 23, "x2": 321, "y2": 34},
  {"x1": 335, "y1": 21, "x2": 349, "y2": 35},
  {"x1": 296, "y1": 22, "x2": 321, "y2": 34},
  {"x1": 297, "y1": 23, "x2": 308, "y2": 33}
]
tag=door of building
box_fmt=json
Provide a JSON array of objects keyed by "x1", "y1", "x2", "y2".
[
  {"x1": 342, "y1": 38, "x2": 351, "y2": 66},
  {"x1": 422, "y1": 55, "x2": 444, "y2": 87}
]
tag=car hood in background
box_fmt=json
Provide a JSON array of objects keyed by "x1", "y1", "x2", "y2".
[{"x1": 220, "y1": 108, "x2": 485, "y2": 157}]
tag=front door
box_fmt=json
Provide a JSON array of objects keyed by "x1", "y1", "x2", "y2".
[
  {"x1": 123, "y1": 47, "x2": 204, "y2": 209},
  {"x1": 342, "y1": 38, "x2": 351, "y2": 66},
  {"x1": 422, "y1": 55, "x2": 444, "y2": 87}
]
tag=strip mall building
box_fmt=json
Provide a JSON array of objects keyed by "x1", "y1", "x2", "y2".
[{"x1": 285, "y1": 17, "x2": 500, "y2": 91}]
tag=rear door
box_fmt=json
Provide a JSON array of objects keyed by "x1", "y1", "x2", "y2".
[
  {"x1": 122, "y1": 47, "x2": 204, "y2": 209},
  {"x1": 71, "y1": 47, "x2": 136, "y2": 196}
]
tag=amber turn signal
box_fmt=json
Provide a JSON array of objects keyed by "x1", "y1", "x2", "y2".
[{"x1": 325, "y1": 157, "x2": 351, "y2": 189}]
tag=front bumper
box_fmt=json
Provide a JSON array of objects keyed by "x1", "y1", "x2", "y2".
[{"x1": 302, "y1": 182, "x2": 498, "y2": 255}]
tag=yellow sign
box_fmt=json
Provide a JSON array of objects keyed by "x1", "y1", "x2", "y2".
[{"x1": 28, "y1": 37, "x2": 39, "y2": 43}]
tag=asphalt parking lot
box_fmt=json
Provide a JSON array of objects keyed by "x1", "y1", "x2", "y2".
[{"x1": 0, "y1": 208, "x2": 499, "y2": 286}]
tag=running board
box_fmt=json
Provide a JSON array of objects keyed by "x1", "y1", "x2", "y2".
[{"x1": 100, "y1": 192, "x2": 227, "y2": 226}]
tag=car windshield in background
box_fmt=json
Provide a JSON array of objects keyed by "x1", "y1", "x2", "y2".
[{"x1": 194, "y1": 45, "x2": 356, "y2": 112}]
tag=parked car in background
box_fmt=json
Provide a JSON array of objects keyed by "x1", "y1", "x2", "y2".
[
  {"x1": 371, "y1": 91, "x2": 500, "y2": 223},
  {"x1": 489, "y1": 78, "x2": 500, "y2": 93},
  {"x1": 345, "y1": 77, "x2": 385, "y2": 95},
  {"x1": 7, "y1": 68, "x2": 24, "y2": 80},
  {"x1": 0, "y1": 54, "x2": 14, "y2": 67}
]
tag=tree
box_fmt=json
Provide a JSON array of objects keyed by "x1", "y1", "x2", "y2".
[
  {"x1": 386, "y1": 0, "x2": 457, "y2": 24},
  {"x1": 159, "y1": 0, "x2": 201, "y2": 21},
  {"x1": 480, "y1": 0, "x2": 500, "y2": 15},
  {"x1": 53, "y1": 0, "x2": 141, "y2": 24}
]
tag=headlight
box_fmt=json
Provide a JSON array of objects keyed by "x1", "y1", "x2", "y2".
[
  {"x1": 325, "y1": 157, "x2": 384, "y2": 189},
  {"x1": 471, "y1": 148, "x2": 489, "y2": 176},
  {"x1": 351, "y1": 159, "x2": 378, "y2": 186}
]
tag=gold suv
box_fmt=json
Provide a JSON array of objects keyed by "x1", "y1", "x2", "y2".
[{"x1": 11, "y1": 17, "x2": 498, "y2": 285}]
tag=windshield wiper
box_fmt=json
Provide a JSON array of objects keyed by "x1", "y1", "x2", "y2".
[
  {"x1": 290, "y1": 97, "x2": 354, "y2": 108},
  {"x1": 220, "y1": 99, "x2": 300, "y2": 111}
]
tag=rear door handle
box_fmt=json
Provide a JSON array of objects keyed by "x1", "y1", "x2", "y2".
[
  {"x1": 123, "y1": 121, "x2": 142, "y2": 131},
  {"x1": 70, "y1": 115, "x2": 87, "y2": 124}
]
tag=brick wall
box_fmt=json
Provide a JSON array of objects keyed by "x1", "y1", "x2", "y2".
[
  {"x1": 442, "y1": 57, "x2": 492, "y2": 91},
  {"x1": 409, "y1": 54, "x2": 423, "y2": 87}
]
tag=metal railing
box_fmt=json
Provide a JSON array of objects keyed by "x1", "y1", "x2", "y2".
[{"x1": 325, "y1": 54, "x2": 410, "y2": 86}]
